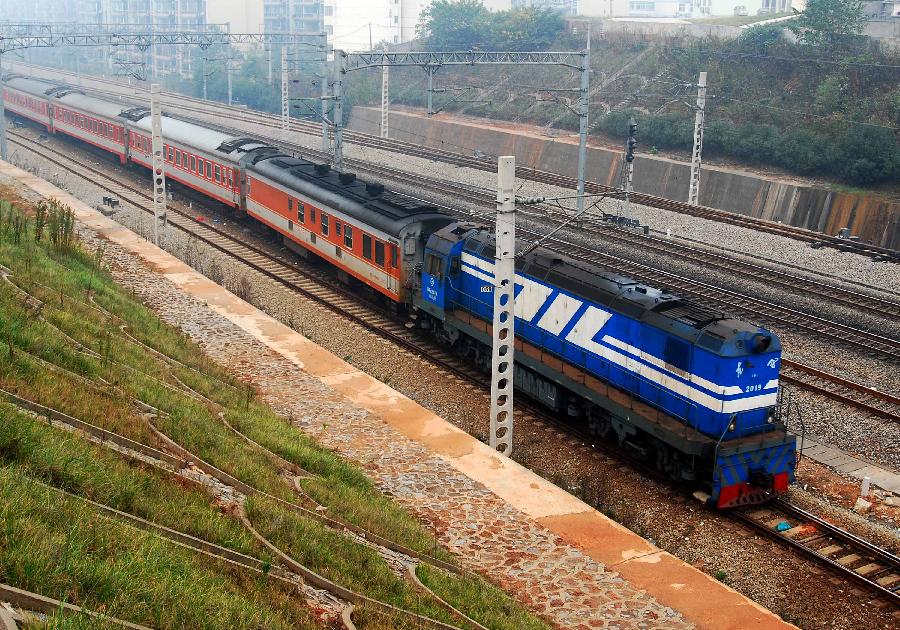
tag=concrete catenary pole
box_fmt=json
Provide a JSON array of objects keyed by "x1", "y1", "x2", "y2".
[
  {"x1": 202, "y1": 55, "x2": 208, "y2": 100},
  {"x1": 490, "y1": 156, "x2": 516, "y2": 457},
  {"x1": 426, "y1": 65, "x2": 435, "y2": 115},
  {"x1": 321, "y1": 38, "x2": 329, "y2": 153},
  {"x1": 281, "y1": 46, "x2": 289, "y2": 131},
  {"x1": 267, "y1": 45, "x2": 273, "y2": 85},
  {"x1": 576, "y1": 26, "x2": 591, "y2": 215},
  {"x1": 381, "y1": 61, "x2": 390, "y2": 138},
  {"x1": 225, "y1": 57, "x2": 232, "y2": 105},
  {"x1": 0, "y1": 53, "x2": 7, "y2": 161},
  {"x1": 149, "y1": 84, "x2": 167, "y2": 246},
  {"x1": 332, "y1": 49, "x2": 344, "y2": 172},
  {"x1": 688, "y1": 71, "x2": 707, "y2": 206},
  {"x1": 227, "y1": 57, "x2": 233, "y2": 106}
]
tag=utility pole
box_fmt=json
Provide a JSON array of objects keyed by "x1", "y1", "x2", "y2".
[
  {"x1": 490, "y1": 156, "x2": 516, "y2": 457},
  {"x1": 149, "y1": 84, "x2": 167, "y2": 246},
  {"x1": 688, "y1": 71, "x2": 707, "y2": 206},
  {"x1": 624, "y1": 117, "x2": 637, "y2": 218},
  {"x1": 381, "y1": 61, "x2": 390, "y2": 138},
  {"x1": 575, "y1": 26, "x2": 591, "y2": 215},
  {"x1": 281, "y1": 46, "x2": 289, "y2": 131},
  {"x1": 0, "y1": 53, "x2": 7, "y2": 161},
  {"x1": 332, "y1": 49, "x2": 345, "y2": 172}
]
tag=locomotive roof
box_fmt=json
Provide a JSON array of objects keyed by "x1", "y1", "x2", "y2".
[
  {"x1": 250, "y1": 155, "x2": 454, "y2": 238},
  {"x1": 460, "y1": 229, "x2": 771, "y2": 354}
]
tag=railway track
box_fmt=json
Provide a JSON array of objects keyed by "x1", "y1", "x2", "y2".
[
  {"x1": 735, "y1": 499, "x2": 900, "y2": 606},
  {"x1": 12, "y1": 127, "x2": 900, "y2": 425},
  {"x1": 11, "y1": 61, "x2": 900, "y2": 263},
  {"x1": 17, "y1": 70, "x2": 900, "y2": 341},
  {"x1": 779, "y1": 362, "x2": 900, "y2": 422},
  {"x1": 44, "y1": 80, "x2": 900, "y2": 354},
  {"x1": 9, "y1": 129, "x2": 900, "y2": 608}
]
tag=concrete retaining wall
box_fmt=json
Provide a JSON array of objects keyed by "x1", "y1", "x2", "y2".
[{"x1": 350, "y1": 106, "x2": 900, "y2": 250}]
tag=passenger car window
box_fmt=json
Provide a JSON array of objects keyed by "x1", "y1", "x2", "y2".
[
  {"x1": 344, "y1": 225, "x2": 353, "y2": 248},
  {"x1": 362, "y1": 234, "x2": 372, "y2": 260},
  {"x1": 297, "y1": 202, "x2": 305, "y2": 223},
  {"x1": 321, "y1": 213, "x2": 329, "y2": 236},
  {"x1": 215, "y1": 165, "x2": 221, "y2": 183},
  {"x1": 375, "y1": 241, "x2": 385, "y2": 266},
  {"x1": 391, "y1": 245, "x2": 399, "y2": 268}
]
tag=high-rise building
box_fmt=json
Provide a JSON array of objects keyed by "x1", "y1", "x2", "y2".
[
  {"x1": 322, "y1": 0, "x2": 426, "y2": 51},
  {"x1": 511, "y1": 0, "x2": 578, "y2": 14},
  {"x1": 264, "y1": 0, "x2": 324, "y2": 35},
  {"x1": 0, "y1": 0, "x2": 215, "y2": 79}
]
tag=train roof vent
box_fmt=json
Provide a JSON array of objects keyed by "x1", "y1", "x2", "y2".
[
  {"x1": 654, "y1": 301, "x2": 723, "y2": 328},
  {"x1": 365, "y1": 182, "x2": 384, "y2": 197},
  {"x1": 339, "y1": 172, "x2": 357, "y2": 185},
  {"x1": 217, "y1": 137, "x2": 268, "y2": 153},
  {"x1": 119, "y1": 106, "x2": 151, "y2": 121},
  {"x1": 314, "y1": 163, "x2": 331, "y2": 176},
  {"x1": 45, "y1": 86, "x2": 83, "y2": 98}
]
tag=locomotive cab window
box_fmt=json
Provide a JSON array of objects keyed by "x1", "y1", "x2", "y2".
[
  {"x1": 362, "y1": 234, "x2": 372, "y2": 260},
  {"x1": 375, "y1": 241, "x2": 385, "y2": 267},
  {"x1": 425, "y1": 254, "x2": 444, "y2": 278},
  {"x1": 344, "y1": 225, "x2": 353, "y2": 248},
  {"x1": 321, "y1": 213, "x2": 329, "y2": 236},
  {"x1": 449, "y1": 256, "x2": 460, "y2": 277}
]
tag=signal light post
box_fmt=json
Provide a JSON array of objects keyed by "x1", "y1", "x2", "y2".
[{"x1": 624, "y1": 117, "x2": 637, "y2": 218}]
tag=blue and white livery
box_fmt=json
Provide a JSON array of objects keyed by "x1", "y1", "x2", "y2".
[{"x1": 417, "y1": 224, "x2": 795, "y2": 508}]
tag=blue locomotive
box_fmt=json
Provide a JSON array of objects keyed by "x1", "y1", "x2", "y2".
[{"x1": 416, "y1": 224, "x2": 795, "y2": 508}]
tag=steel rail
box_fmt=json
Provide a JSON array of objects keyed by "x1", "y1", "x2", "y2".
[
  {"x1": 13, "y1": 127, "x2": 900, "y2": 426},
  {"x1": 734, "y1": 498, "x2": 900, "y2": 606}
]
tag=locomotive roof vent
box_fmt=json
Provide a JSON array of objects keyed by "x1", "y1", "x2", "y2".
[
  {"x1": 365, "y1": 182, "x2": 384, "y2": 197},
  {"x1": 339, "y1": 172, "x2": 357, "y2": 185},
  {"x1": 314, "y1": 163, "x2": 331, "y2": 176}
]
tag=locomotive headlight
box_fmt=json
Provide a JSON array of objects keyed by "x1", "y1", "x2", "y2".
[
  {"x1": 766, "y1": 408, "x2": 776, "y2": 424},
  {"x1": 728, "y1": 421, "x2": 736, "y2": 432}
]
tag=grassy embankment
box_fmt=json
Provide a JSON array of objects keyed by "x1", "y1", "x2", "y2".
[{"x1": 0, "y1": 193, "x2": 550, "y2": 630}]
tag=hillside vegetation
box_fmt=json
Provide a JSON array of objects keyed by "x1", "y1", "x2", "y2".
[
  {"x1": 0, "y1": 191, "x2": 548, "y2": 629},
  {"x1": 28, "y1": 1, "x2": 898, "y2": 188}
]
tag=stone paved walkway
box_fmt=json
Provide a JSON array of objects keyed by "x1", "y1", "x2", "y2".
[{"x1": 83, "y1": 225, "x2": 692, "y2": 629}]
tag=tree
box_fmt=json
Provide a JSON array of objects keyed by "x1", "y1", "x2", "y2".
[
  {"x1": 492, "y1": 8, "x2": 565, "y2": 51},
  {"x1": 417, "y1": 0, "x2": 491, "y2": 50},
  {"x1": 789, "y1": 0, "x2": 867, "y2": 55}
]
